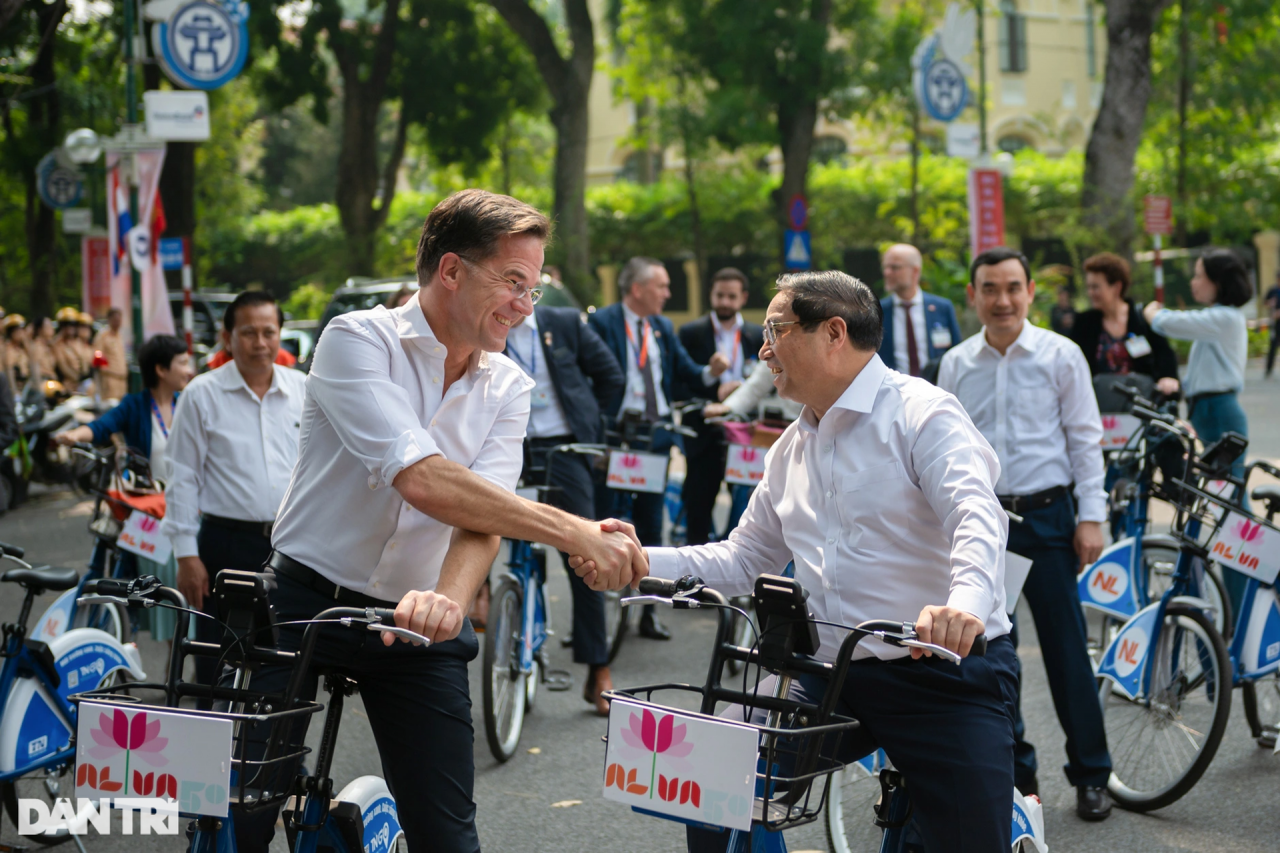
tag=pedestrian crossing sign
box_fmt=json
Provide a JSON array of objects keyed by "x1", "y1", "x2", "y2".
[{"x1": 784, "y1": 229, "x2": 811, "y2": 270}]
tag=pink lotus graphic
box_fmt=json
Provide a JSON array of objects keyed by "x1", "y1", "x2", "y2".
[
  {"x1": 1102, "y1": 416, "x2": 1119, "y2": 430},
  {"x1": 619, "y1": 454, "x2": 640, "y2": 469},
  {"x1": 621, "y1": 709, "x2": 692, "y2": 799},
  {"x1": 87, "y1": 709, "x2": 169, "y2": 793},
  {"x1": 1234, "y1": 519, "x2": 1264, "y2": 543},
  {"x1": 740, "y1": 448, "x2": 758, "y2": 463}
]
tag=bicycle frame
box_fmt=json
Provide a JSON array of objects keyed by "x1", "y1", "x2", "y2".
[{"x1": 503, "y1": 540, "x2": 549, "y2": 684}]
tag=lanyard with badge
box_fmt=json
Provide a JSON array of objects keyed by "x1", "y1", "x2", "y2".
[
  {"x1": 508, "y1": 328, "x2": 551, "y2": 409},
  {"x1": 717, "y1": 324, "x2": 742, "y2": 376},
  {"x1": 149, "y1": 394, "x2": 175, "y2": 439},
  {"x1": 624, "y1": 317, "x2": 652, "y2": 406}
]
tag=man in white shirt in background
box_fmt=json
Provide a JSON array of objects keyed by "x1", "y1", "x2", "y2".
[
  {"x1": 937, "y1": 246, "x2": 1113, "y2": 821},
  {"x1": 586, "y1": 270, "x2": 1018, "y2": 851},
  {"x1": 162, "y1": 290, "x2": 305, "y2": 690}
]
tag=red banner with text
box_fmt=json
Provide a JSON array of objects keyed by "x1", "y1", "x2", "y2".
[{"x1": 967, "y1": 169, "x2": 1006, "y2": 257}]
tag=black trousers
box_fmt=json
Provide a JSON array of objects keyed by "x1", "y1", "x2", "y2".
[
  {"x1": 682, "y1": 427, "x2": 726, "y2": 546},
  {"x1": 230, "y1": 570, "x2": 481, "y2": 853},
  {"x1": 689, "y1": 636, "x2": 1019, "y2": 852},
  {"x1": 193, "y1": 520, "x2": 274, "y2": 690},
  {"x1": 1008, "y1": 495, "x2": 1112, "y2": 789},
  {"x1": 525, "y1": 437, "x2": 607, "y2": 666}
]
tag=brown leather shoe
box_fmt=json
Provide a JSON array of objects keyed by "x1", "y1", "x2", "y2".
[{"x1": 584, "y1": 666, "x2": 613, "y2": 717}]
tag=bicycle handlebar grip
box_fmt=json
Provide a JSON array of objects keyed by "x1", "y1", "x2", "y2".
[
  {"x1": 369, "y1": 607, "x2": 399, "y2": 625},
  {"x1": 969, "y1": 635, "x2": 988, "y2": 657},
  {"x1": 83, "y1": 577, "x2": 131, "y2": 596},
  {"x1": 0, "y1": 540, "x2": 25, "y2": 559},
  {"x1": 637, "y1": 577, "x2": 678, "y2": 597}
]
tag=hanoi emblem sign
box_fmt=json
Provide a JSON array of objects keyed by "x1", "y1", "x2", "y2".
[{"x1": 152, "y1": 0, "x2": 250, "y2": 90}]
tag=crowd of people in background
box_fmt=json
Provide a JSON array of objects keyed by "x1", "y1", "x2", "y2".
[{"x1": 16, "y1": 183, "x2": 1270, "y2": 851}]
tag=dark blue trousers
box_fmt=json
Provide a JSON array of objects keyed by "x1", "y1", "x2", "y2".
[
  {"x1": 689, "y1": 636, "x2": 1018, "y2": 853},
  {"x1": 1008, "y1": 495, "x2": 1112, "y2": 789}
]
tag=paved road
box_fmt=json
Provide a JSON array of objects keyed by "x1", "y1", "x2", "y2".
[{"x1": 2, "y1": 361, "x2": 1278, "y2": 852}]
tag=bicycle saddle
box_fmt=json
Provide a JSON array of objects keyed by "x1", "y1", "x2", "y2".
[{"x1": 1, "y1": 565, "x2": 79, "y2": 592}]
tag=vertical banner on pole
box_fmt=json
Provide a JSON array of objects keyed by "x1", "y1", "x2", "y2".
[
  {"x1": 967, "y1": 168, "x2": 1006, "y2": 256},
  {"x1": 82, "y1": 235, "x2": 112, "y2": 317},
  {"x1": 106, "y1": 149, "x2": 176, "y2": 349},
  {"x1": 1143, "y1": 195, "x2": 1172, "y2": 303}
]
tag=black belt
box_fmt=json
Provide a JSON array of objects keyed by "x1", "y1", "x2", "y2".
[
  {"x1": 996, "y1": 484, "x2": 1071, "y2": 516},
  {"x1": 202, "y1": 514, "x2": 274, "y2": 540},
  {"x1": 266, "y1": 551, "x2": 397, "y2": 609},
  {"x1": 527, "y1": 434, "x2": 577, "y2": 446}
]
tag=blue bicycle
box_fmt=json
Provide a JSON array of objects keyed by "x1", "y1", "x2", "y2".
[
  {"x1": 70, "y1": 573, "x2": 428, "y2": 853},
  {"x1": 0, "y1": 542, "x2": 145, "y2": 843}
]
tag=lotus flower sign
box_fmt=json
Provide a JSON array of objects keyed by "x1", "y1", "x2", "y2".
[
  {"x1": 76, "y1": 702, "x2": 233, "y2": 816},
  {"x1": 603, "y1": 699, "x2": 757, "y2": 831},
  {"x1": 606, "y1": 450, "x2": 668, "y2": 494},
  {"x1": 724, "y1": 444, "x2": 766, "y2": 486},
  {"x1": 1207, "y1": 510, "x2": 1280, "y2": 585}
]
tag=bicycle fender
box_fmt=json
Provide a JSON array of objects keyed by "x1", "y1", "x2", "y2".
[
  {"x1": 1011, "y1": 789, "x2": 1048, "y2": 853},
  {"x1": 335, "y1": 775, "x2": 403, "y2": 853},
  {"x1": 1236, "y1": 584, "x2": 1280, "y2": 678},
  {"x1": 30, "y1": 585, "x2": 79, "y2": 641},
  {"x1": 1077, "y1": 537, "x2": 1140, "y2": 620},
  {"x1": 1095, "y1": 602, "x2": 1164, "y2": 701}
]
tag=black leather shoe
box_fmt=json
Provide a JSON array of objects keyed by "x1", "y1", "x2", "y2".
[
  {"x1": 1017, "y1": 776, "x2": 1038, "y2": 798},
  {"x1": 638, "y1": 609, "x2": 672, "y2": 640},
  {"x1": 1076, "y1": 786, "x2": 1112, "y2": 821}
]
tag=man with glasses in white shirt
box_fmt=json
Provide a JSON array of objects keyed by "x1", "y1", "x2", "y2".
[
  {"x1": 581, "y1": 270, "x2": 1017, "y2": 851},
  {"x1": 163, "y1": 290, "x2": 306, "y2": 691},
  {"x1": 226, "y1": 191, "x2": 646, "y2": 853},
  {"x1": 937, "y1": 246, "x2": 1113, "y2": 821}
]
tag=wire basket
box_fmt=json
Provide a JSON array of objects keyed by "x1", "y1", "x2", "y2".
[
  {"x1": 71, "y1": 682, "x2": 323, "y2": 814},
  {"x1": 604, "y1": 683, "x2": 862, "y2": 832}
]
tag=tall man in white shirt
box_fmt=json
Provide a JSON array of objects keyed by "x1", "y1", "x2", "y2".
[
  {"x1": 238, "y1": 191, "x2": 645, "y2": 853},
  {"x1": 937, "y1": 247, "x2": 1113, "y2": 821},
  {"x1": 163, "y1": 290, "x2": 306, "y2": 690},
  {"x1": 585, "y1": 271, "x2": 1018, "y2": 851}
]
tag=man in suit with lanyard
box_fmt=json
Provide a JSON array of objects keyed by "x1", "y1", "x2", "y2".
[
  {"x1": 504, "y1": 304, "x2": 625, "y2": 713},
  {"x1": 589, "y1": 256, "x2": 727, "y2": 638},
  {"x1": 677, "y1": 267, "x2": 765, "y2": 545},
  {"x1": 877, "y1": 243, "x2": 963, "y2": 377}
]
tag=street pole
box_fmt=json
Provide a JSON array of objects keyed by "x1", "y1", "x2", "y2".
[
  {"x1": 123, "y1": 0, "x2": 144, "y2": 392},
  {"x1": 976, "y1": 0, "x2": 988, "y2": 155}
]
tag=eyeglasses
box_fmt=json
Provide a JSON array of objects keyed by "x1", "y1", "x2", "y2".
[
  {"x1": 458, "y1": 256, "x2": 544, "y2": 305},
  {"x1": 763, "y1": 319, "x2": 801, "y2": 345}
]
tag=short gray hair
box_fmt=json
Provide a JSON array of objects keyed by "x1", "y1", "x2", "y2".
[
  {"x1": 776, "y1": 270, "x2": 883, "y2": 352},
  {"x1": 617, "y1": 256, "x2": 664, "y2": 296}
]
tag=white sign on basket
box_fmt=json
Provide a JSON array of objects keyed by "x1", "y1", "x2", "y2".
[
  {"x1": 603, "y1": 699, "x2": 758, "y2": 831},
  {"x1": 1207, "y1": 511, "x2": 1280, "y2": 585},
  {"x1": 76, "y1": 701, "x2": 233, "y2": 816},
  {"x1": 606, "y1": 451, "x2": 668, "y2": 494},
  {"x1": 116, "y1": 511, "x2": 173, "y2": 564},
  {"x1": 1099, "y1": 414, "x2": 1142, "y2": 450},
  {"x1": 724, "y1": 444, "x2": 766, "y2": 487}
]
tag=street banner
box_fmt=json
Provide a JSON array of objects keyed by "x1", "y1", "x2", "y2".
[
  {"x1": 106, "y1": 150, "x2": 177, "y2": 347},
  {"x1": 1143, "y1": 195, "x2": 1172, "y2": 236},
  {"x1": 967, "y1": 169, "x2": 1005, "y2": 256},
  {"x1": 82, "y1": 236, "x2": 111, "y2": 318}
]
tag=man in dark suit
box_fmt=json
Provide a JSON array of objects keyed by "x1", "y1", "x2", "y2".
[
  {"x1": 589, "y1": 256, "x2": 727, "y2": 639},
  {"x1": 504, "y1": 303, "x2": 625, "y2": 714},
  {"x1": 677, "y1": 267, "x2": 765, "y2": 545},
  {"x1": 877, "y1": 243, "x2": 963, "y2": 377}
]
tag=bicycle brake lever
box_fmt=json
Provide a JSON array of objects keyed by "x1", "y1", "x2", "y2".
[
  {"x1": 896, "y1": 638, "x2": 962, "y2": 665},
  {"x1": 620, "y1": 594, "x2": 701, "y2": 610},
  {"x1": 77, "y1": 593, "x2": 137, "y2": 607},
  {"x1": 365, "y1": 623, "x2": 432, "y2": 646}
]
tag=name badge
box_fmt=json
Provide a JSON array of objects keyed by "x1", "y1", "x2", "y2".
[
  {"x1": 531, "y1": 387, "x2": 551, "y2": 409},
  {"x1": 1124, "y1": 335, "x2": 1152, "y2": 358},
  {"x1": 929, "y1": 326, "x2": 953, "y2": 349}
]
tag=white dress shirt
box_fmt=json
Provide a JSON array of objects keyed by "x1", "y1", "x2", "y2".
[
  {"x1": 1149, "y1": 305, "x2": 1247, "y2": 398},
  {"x1": 162, "y1": 361, "x2": 307, "y2": 559},
  {"x1": 270, "y1": 299, "x2": 534, "y2": 602},
  {"x1": 649, "y1": 355, "x2": 1010, "y2": 662},
  {"x1": 937, "y1": 322, "x2": 1107, "y2": 523},
  {"x1": 891, "y1": 292, "x2": 928, "y2": 372},
  {"x1": 713, "y1": 313, "x2": 746, "y2": 384},
  {"x1": 507, "y1": 310, "x2": 573, "y2": 439}
]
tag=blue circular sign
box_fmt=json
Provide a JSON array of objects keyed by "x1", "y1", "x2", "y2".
[
  {"x1": 152, "y1": 0, "x2": 249, "y2": 91},
  {"x1": 788, "y1": 194, "x2": 808, "y2": 231},
  {"x1": 918, "y1": 39, "x2": 968, "y2": 123},
  {"x1": 36, "y1": 151, "x2": 84, "y2": 210}
]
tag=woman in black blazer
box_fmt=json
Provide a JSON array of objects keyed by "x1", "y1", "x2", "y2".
[{"x1": 1072, "y1": 252, "x2": 1180, "y2": 397}]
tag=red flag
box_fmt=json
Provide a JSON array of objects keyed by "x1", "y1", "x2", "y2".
[{"x1": 150, "y1": 192, "x2": 167, "y2": 264}]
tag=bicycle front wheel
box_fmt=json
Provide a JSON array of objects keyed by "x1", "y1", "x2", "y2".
[
  {"x1": 483, "y1": 578, "x2": 527, "y2": 762},
  {"x1": 1101, "y1": 603, "x2": 1232, "y2": 811},
  {"x1": 1142, "y1": 539, "x2": 1232, "y2": 638},
  {"x1": 603, "y1": 590, "x2": 628, "y2": 664},
  {"x1": 825, "y1": 763, "x2": 884, "y2": 853},
  {"x1": 1, "y1": 763, "x2": 75, "y2": 845}
]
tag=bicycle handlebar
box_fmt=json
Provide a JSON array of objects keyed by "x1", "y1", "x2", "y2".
[{"x1": 0, "y1": 539, "x2": 25, "y2": 559}]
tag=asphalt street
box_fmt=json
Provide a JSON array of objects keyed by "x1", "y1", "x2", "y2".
[{"x1": 1, "y1": 360, "x2": 1277, "y2": 853}]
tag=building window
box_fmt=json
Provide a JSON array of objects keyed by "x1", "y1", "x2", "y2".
[
  {"x1": 1062, "y1": 79, "x2": 1077, "y2": 110},
  {"x1": 998, "y1": 135, "x2": 1032, "y2": 154},
  {"x1": 1086, "y1": 0, "x2": 1097, "y2": 79},
  {"x1": 1001, "y1": 76, "x2": 1027, "y2": 106},
  {"x1": 810, "y1": 135, "x2": 848, "y2": 165},
  {"x1": 998, "y1": 0, "x2": 1028, "y2": 73}
]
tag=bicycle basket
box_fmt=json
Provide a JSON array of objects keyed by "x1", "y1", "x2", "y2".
[
  {"x1": 71, "y1": 682, "x2": 323, "y2": 814},
  {"x1": 603, "y1": 683, "x2": 860, "y2": 832}
]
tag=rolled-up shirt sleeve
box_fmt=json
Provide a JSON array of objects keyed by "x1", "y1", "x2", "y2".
[
  {"x1": 911, "y1": 395, "x2": 1008, "y2": 620},
  {"x1": 648, "y1": 452, "x2": 792, "y2": 596},
  {"x1": 1058, "y1": 345, "x2": 1108, "y2": 523},
  {"x1": 307, "y1": 317, "x2": 444, "y2": 489},
  {"x1": 161, "y1": 389, "x2": 206, "y2": 559}
]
